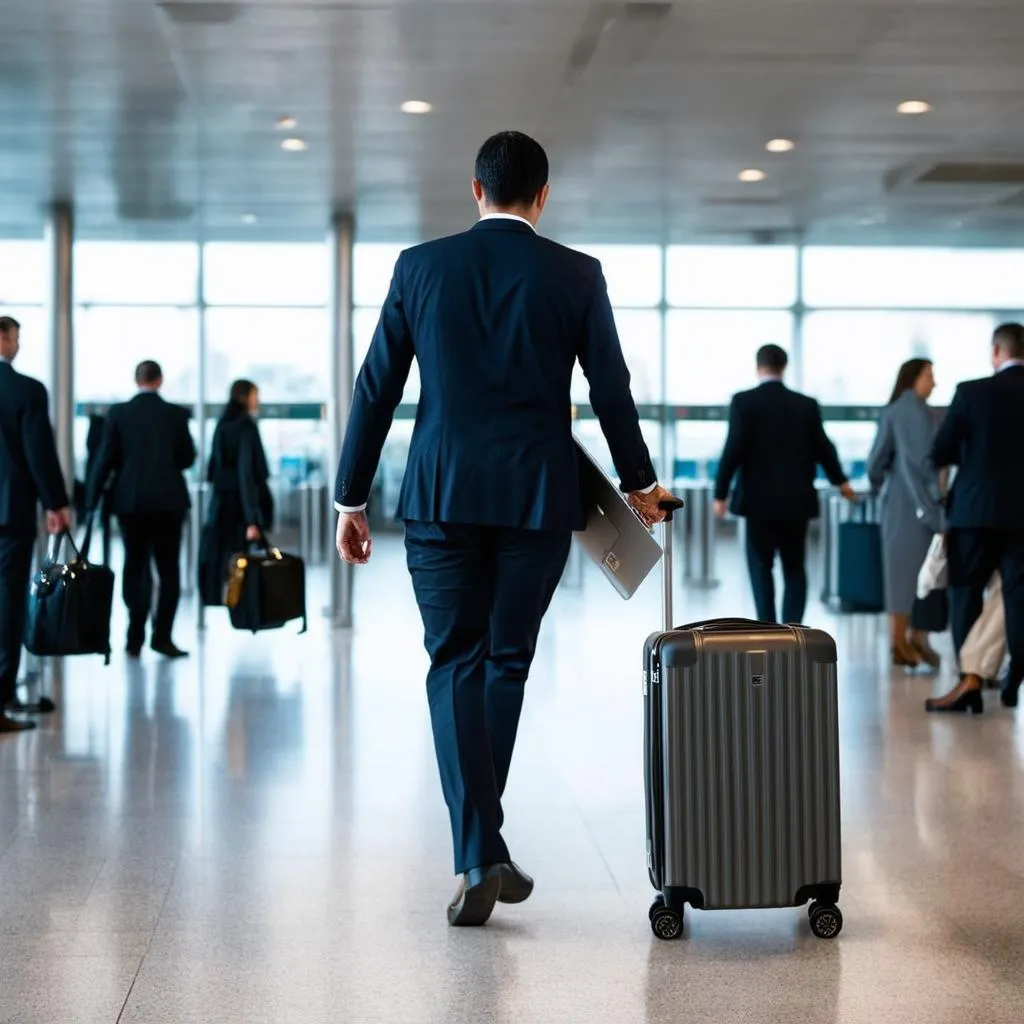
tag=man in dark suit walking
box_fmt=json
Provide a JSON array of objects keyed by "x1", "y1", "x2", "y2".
[
  {"x1": 714, "y1": 344, "x2": 855, "y2": 625},
  {"x1": 927, "y1": 322, "x2": 1024, "y2": 713},
  {"x1": 333, "y1": 131, "x2": 674, "y2": 926},
  {"x1": 87, "y1": 360, "x2": 195, "y2": 659},
  {"x1": 0, "y1": 315, "x2": 72, "y2": 734}
]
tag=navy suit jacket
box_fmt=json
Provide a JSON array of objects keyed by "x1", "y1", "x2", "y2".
[
  {"x1": 714, "y1": 381, "x2": 847, "y2": 522},
  {"x1": 334, "y1": 219, "x2": 656, "y2": 531},
  {"x1": 931, "y1": 363, "x2": 1024, "y2": 530},
  {"x1": 0, "y1": 361, "x2": 69, "y2": 536},
  {"x1": 87, "y1": 392, "x2": 196, "y2": 516}
]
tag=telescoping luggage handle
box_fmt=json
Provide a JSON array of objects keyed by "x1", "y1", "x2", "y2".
[{"x1": 659, "y1": 498, "x2": 686, "y2": 632}]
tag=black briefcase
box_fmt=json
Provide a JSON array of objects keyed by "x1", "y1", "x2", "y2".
[
  {"x1": 224, "y1": 538, "x2": 307, "y2": 634},
  {"x1": 911, "y1": 589, "x2": 949, "y2": 633},
  {"x1": 24, "y1": 523, "x2": 115, "y2": 664}
]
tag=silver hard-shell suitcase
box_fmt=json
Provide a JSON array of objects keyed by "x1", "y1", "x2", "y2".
[{"x1": 643, "y1": 501, "x2": 843, "y2": 940}]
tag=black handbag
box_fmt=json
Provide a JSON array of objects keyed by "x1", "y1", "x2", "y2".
[
  {"x1": 224, "y1": 537, "x2": 307, "y2": 634},
  {"x1": 911, "y1": 589, "x2": 949, "y2": 633},
  {"x1": 24, "y1": 522, "x2": 115, "y2": 664}
]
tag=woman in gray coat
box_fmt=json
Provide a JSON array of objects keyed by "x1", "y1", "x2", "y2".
[{"x1": 867, "y1": 358, "x2": 943, "y2": 669}]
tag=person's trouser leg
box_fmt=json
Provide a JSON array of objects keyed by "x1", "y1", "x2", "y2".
[
  {"x1": 745, "y1": 519, "x2": 778, "y2": 623},
  {"x1": 405, "y1": 520, "x2": 509, "y2": 875},
  {"x1": 778, "y1": 519, "x2": 809, "y2": 625},
  {"x1": 947, "y1": 528, "x2": 999, "y2": 657},
  {"x1": 999, "y1": 532, "x2": 1024, "y2": 690},
  {"x1": 119, "y1": 514, "x2": 153, "y2": 650},
  {"x1": 0, "y1": 530, "x2": 34, "y2": 706},
  {"x1": 151, "y1": 511, "x2": 184, "y2": 645},
  {"x1": 486, "y1": 528, "x2": 572, "y2": 805}
]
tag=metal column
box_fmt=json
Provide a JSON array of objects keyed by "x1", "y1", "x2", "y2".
[
  {"x1": 45, "y1": 202, "x2": 74, "y2": 489},
  {"x1": 195, "y1": 240, "x2": 208, "y2": 625},
  {"x1": 327, "y1": 212, "x2": 355, "y2": 628}
]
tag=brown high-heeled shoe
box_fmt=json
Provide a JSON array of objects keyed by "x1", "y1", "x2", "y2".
[
  {"x1": 925, "y1": 674, "x2": 983, "y2": 714},
  {"x1": 909, "y1": 633, "x2": 940, "y2": 670},
  {"x1": 891, "y1": 646, "x2": 920, "y2": 669}
]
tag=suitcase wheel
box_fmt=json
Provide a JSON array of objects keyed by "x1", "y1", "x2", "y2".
[
  {"x1": 650, "y1": 906, "x2": 683, "y2": 941},
  {"x1": 808, "y1": 903, "x2": 843, "y2": 939},
  {"x1": 648, "y1": 895, "x2": 665, "y2": 922}
]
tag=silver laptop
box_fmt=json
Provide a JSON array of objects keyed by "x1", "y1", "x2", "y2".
[{"x1": 573, "y1": 439, "x2": 665, "y2": 599}]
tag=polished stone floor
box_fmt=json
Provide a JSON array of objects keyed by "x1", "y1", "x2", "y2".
[{"x1": 2, "y1": 533, "x2": 1023, "y2": 1024}]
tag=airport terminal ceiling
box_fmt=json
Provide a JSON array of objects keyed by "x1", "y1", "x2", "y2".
[{"x1": 4, "y1": 0, "x2": 1024, "y2": 245}]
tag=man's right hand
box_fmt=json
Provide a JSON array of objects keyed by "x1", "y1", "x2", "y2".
[
  {"x1": 839, "y1": 482, "x2": 858, "y2": 502},
  {"x1": 713, "y1": 499, "x2": 727, "y2": 519},
  {"x1": 628, "y1": 484, "x2": 680, "y2": 528},
  {"x1": 336, "y1": 511, "x2": 373, "y2": 565},
  {"x1": 45, "y1": 507, "x2": 72, "y2": 535}
]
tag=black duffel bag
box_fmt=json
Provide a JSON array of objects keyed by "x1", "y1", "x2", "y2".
[
  {"x1": 24, "y1": 522, "x2": 115, "y2": 664},
  {"x1": 224, "y1": 537, "x2": 306, "y2": 635}
]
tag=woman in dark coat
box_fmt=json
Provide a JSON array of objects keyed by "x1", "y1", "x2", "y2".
[{"x1": 198, "y1": 379, "x2": 273, "y2": 606}]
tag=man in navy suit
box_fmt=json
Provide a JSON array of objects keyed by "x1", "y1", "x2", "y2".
[
  {"x1": 714, "y1": 344, "x2": 854, "y2": 624},
  {"x1": 927, "y1": 322, "x2": 1024, "y2": 713},
  {"x1": 0, "y1": 315, "x2": 72, "y2": 734},
  {"x1": 334, "y1": 131, "x2": 674, "y2": 926}
]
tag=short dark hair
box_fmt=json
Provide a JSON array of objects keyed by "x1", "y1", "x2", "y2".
[
  {"x1": 0, "y1": 315, "x2": 21, "y2": 335},
  {"x1": 993, "y1": 322, "x2": 1024, "y2": 360},
  {"x1": 756, "y1": 344, "x2": 788, "y2": 374},
  {"x1": 474, "y1": 131, "x2": 549, "y2": 208},
  {"x1": 135, "y1": 360, "x2": 163, "y2": 386}
]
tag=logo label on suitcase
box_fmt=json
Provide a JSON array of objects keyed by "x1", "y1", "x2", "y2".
[
  {"x1": 603, "y1": 551, "x2": 621, "y2": 574},
  {"x1": 751, "y1": 673, "x2": 765, "y2": 686}
]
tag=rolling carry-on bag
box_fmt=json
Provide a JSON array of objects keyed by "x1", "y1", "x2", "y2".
[
  {"x1": 224, "y1": 536, "x2": 307, "y2": 634},
  {"x1": 644, "y1": 500, "x2": 843, "y2": 940},
  {"x1": 24, "y1": 520, "x2": 115, "y2": 665}
]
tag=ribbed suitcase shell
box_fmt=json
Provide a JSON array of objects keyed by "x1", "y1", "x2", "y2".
[{"x1": 645, "y1": 622, "x2": 841, "y2": 911}]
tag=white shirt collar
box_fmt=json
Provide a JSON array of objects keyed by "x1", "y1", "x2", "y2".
[
  {"x1": 998, "y1": 359, "x2": 1024, "y2": 372},
  {"x1": 758, "y1": 374, "x2": 784, "y2": 385},
  {"x1": 478, "y1": 213, "x2": 537, "y2": 233},
  {"x1": 0, "y1": 355, "x2": 11, "y2": 364}
]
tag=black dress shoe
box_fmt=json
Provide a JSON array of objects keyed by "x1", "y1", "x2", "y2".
[
  {"x1": 151, "y1": 641, "x2": 189, "y2": 660},
  {"x1": 926, "y1": 674, "x2": 984, "y2": 714},
  {"x1": 126, "y1": 644, "x2": 142, "y2": 659},
  {"x1": 447, "y1": 865, "x2": 502, "y2": 927},
  {"x1": 6, "y1": 696, "x2": 56, "y2": 715},
  {"x1": 497, "y1": 862, "x2": 534, "y2": 904},
  {"x1": 0, "y1": 714, "x2": 37, "y2": 734},
  {"x1": 1000, "y1": 683, "x2": 1019, "y2": 709}
]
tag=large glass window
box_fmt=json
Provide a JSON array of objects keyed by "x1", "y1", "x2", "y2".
[
  {"x1": 75, "y1": 307, "x2": 198, "y2": 404},
  {"x1": 0, "y1": 240, "x2": 46, "y2": 304},
  {"x1": 204, "y1": 244, "x2": 328, "y2": 306},
  {"x1": 665, "y1": 310, "x2": 793, "y2": 404},
  {"x1": 802, "y1": 311, "x2": 995, "y2": 406},
  {"x1": 572, "y1": 245, "x2": 662, "y2": 307},
  {"x1": 802, "y1": 247, "x2": 1024, "y2": 309},
  {"x1": 353, "y1": 306, "x2": 421, "y2": 403},
  {"x1": 75, "y1": 242, "x2": 198, "y2": 306},
  {"x1": 205, "y1": 307, "x2": 328, "y2": 403},
  {"x1": 353, "y1": 243, "x2": 408, "y2": 308},
  {"x1": 667, "y1": 246, "x2": 798, "y2": 308}
]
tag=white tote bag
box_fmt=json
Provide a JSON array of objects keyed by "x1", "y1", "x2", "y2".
[{"x1": 916, "y1": 533, "x2": 948, "y2": 599}]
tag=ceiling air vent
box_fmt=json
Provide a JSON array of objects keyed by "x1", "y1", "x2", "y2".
[{"x1": 885, "y1": 160, "x2": 1024, "y2": 204}]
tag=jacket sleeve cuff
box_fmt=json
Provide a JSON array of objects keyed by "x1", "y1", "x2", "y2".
[{"x1": 335, "y1": 501, "x2": 367, "y2": 514}]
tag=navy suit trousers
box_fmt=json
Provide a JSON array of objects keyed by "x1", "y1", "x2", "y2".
[
  {"x1": 0, "y1": 529, "x2": 35, "y2": 705},
  {"x1": 405, "y1": 520, "x2": 571, "y2": 875}
]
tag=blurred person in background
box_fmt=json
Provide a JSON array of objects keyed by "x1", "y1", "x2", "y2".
[
  {"x1": 867, "y1": 358, "x2": 944, "y2": 669},
  {"x1": 198, "y1": 379, "x2": 273, "y2": 607},
  {"x1": 87, "y1": 360, "x2": 195, "y2": 660},
  {"x1": 927, "y1": 322, "x2": 1024, "y2": 713},
  {"x1": 714, "y1": 343, "x2": 855, "y2": 625}
]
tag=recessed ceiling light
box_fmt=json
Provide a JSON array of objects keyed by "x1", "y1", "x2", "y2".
[
  {"x1": 276, "y1": 115, "x2": 297, "y2": 130},
  {"x1": 400, "y1": 100, "x2": 433, "y2": 115},
  {"x1": 897, "y1": 100, "x2": 931, "y2": 115},
  {"x1": 738, "y1": 168, "x2": 766, "y2": 183},
  {"x1": 241, "y1": 212, "x2": 257, "y2": 225},
  {"x1": 765, "y1": 138, "x2": 795, "y2": 153},
  {"x1": 280, "y1": 137, "x2": 307, "y2": 152}
]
